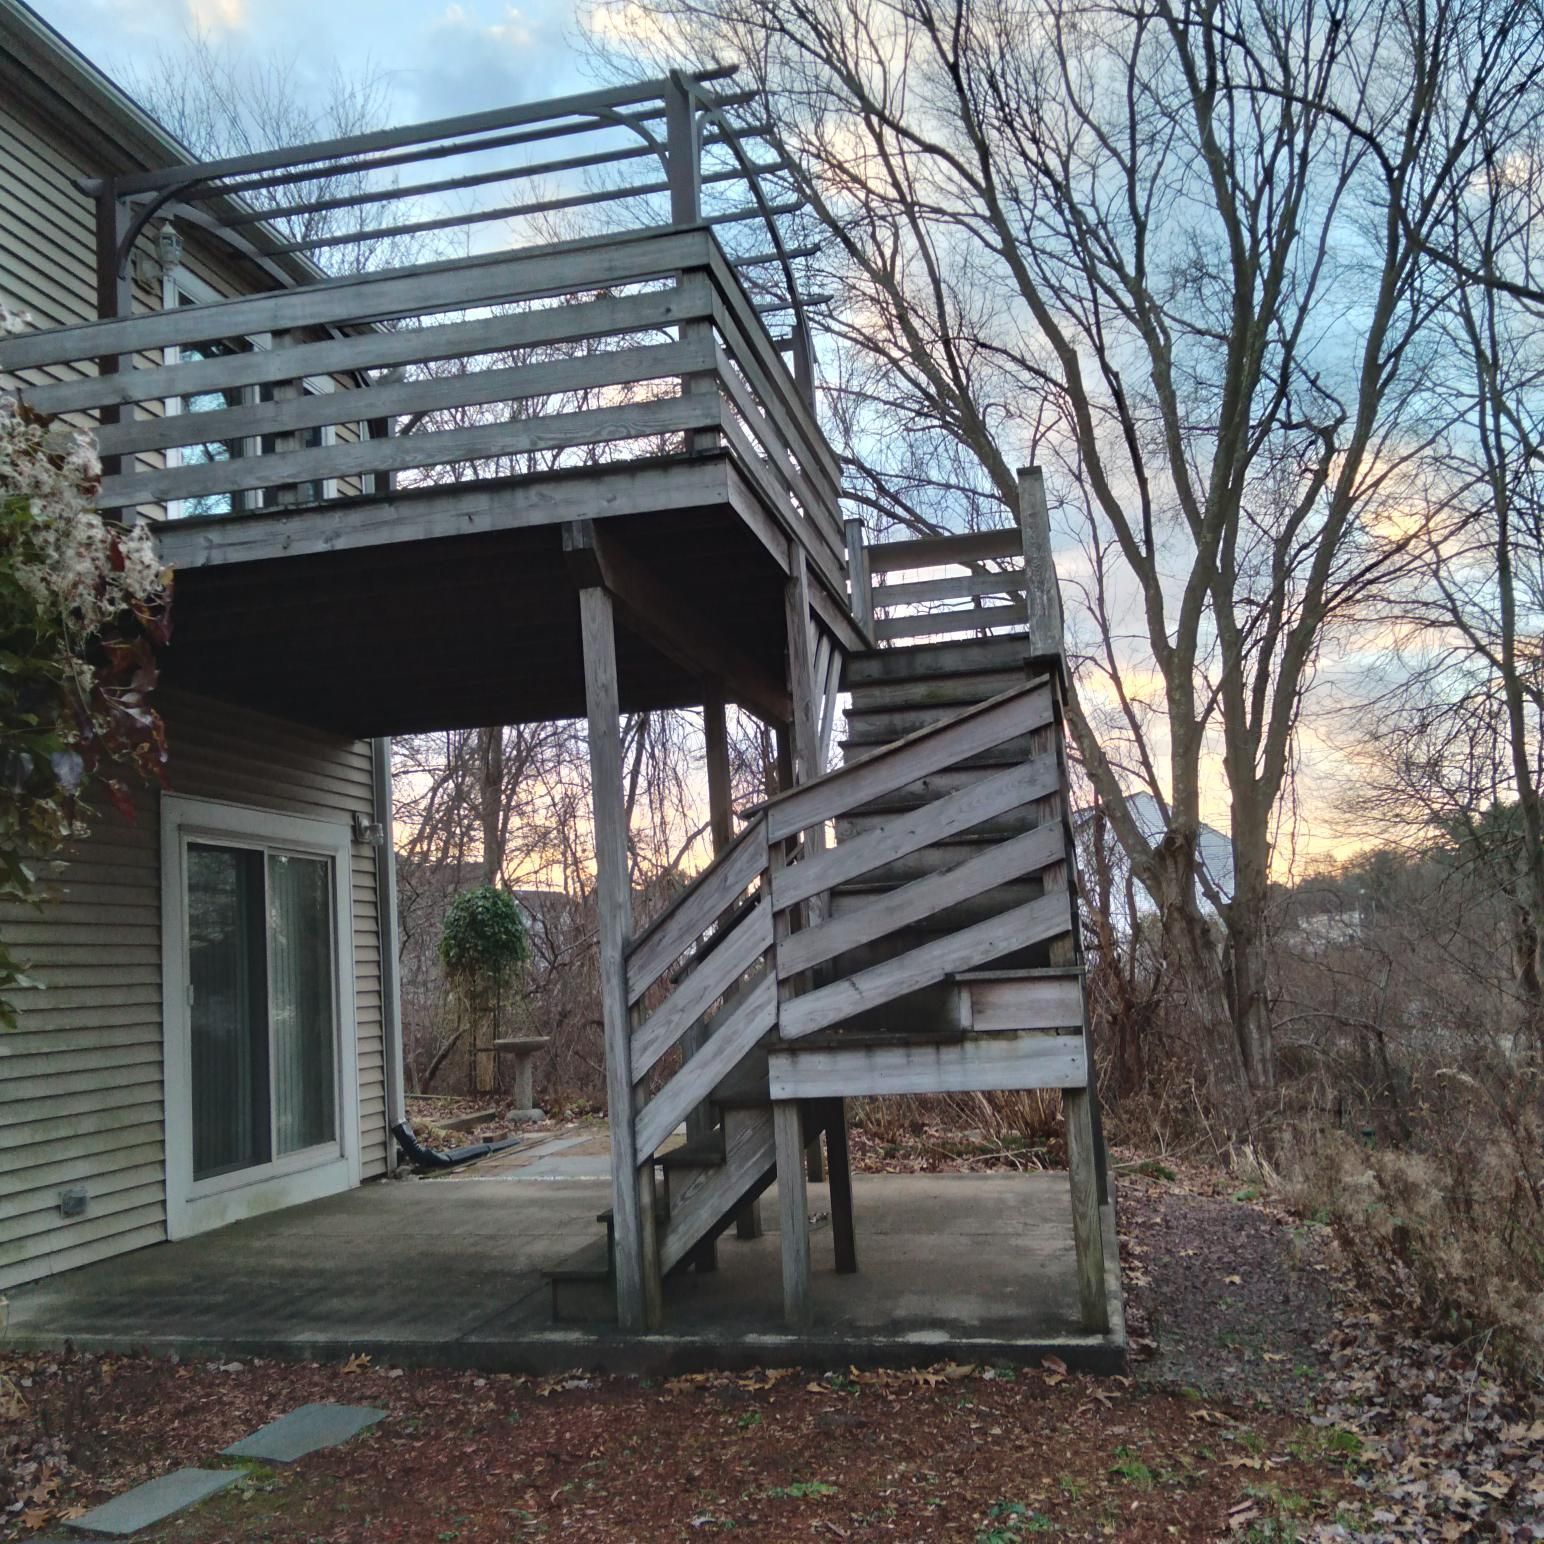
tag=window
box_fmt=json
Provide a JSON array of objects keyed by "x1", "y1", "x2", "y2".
[
  {"x1": 163, "y1": 271, "x2": 343, "y2": 519},
  {"x1": 164, "y1": 273, "x2": 255, "y2": 520},
  {"x1": 163, "y1": 798, "x2": 359, "y2": 1237},
  {"x1": 187, "y1": 843, "x2": 338, "y2": 1181}
]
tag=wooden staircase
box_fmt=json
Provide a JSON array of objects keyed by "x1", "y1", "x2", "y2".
[{"x1": 552, "y1": 499, "x2": 1115, "y2": 1340}]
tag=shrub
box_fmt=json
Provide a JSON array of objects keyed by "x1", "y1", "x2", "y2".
[
  {"x1": 1, "y1": 350, "x2": 172, "y2": 1025},
  {"x1": 439, "y1": 884, "x2": 528, "y2": 988}
]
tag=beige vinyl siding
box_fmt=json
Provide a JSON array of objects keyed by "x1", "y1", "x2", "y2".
[
  {"x1": 0, "y1": 692, "x2": 387, "y2": 1291},
  {"x1": 0, "y1": 100, "x2": 97, "y2": 332}
]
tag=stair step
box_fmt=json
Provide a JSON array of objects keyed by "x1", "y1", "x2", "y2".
[
  {"x1": 846, "y1": 767, "x2": 1013, "y2": 818},
  {"x1": 658, "y1": 1136, "x2": 726, "y2": 1171},
  {"x1": 549, "y1": 1238, "x2": 616, "y2": 1324},
  {"x1": 827, "y1": 841, "x2": 1055, "y2": 891},
  {"x1": 828, "y1": 883, "x2": 1043, "y2": 937},
  {"x1": 846, "y1": 669, "x2": 1030, "y2": 713},
  {"x1": 661, "y1": 1105, "x2": 777, "y2": 1273},
  {"x1": 844, "y1": 704, "x2": 980, "y2": 741},
  {"x1": 844, "y1": 636, "x2": 1053, "y2": 686},
  {"x1": 794, "y1": 979, "x2": 968, "y2": 1038},
  {"x1": 828, "y1": 933, "x2": 1060, "y2": 989},
  {"x1": 842, "y1": 730, "x2": 1042, "y2": 767},
  {"x1": 710, "y1": 1045, "x2": 771, "y2": 1106},
  {"x1": 836, "y1": 806, "x2": 1046, "y2": 844}
]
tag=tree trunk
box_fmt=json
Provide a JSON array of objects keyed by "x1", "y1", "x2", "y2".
[
  {"x1": 478, "y1": 726, "x2": 504, "y2": 887},
  {"x1": 1222, "y1": 804, "x2": 1276, "y2": 1095},
  {"x1": 1150, "y1": 832, "x2": 1249, "y2": 1112}
]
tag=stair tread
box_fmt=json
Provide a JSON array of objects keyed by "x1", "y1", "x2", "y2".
[
  {"x1": 658, "y1": 1137, "x2": 726, "y2": 1170},
  {"x1": 548, "y1": 1237, "x2": 613, "y2": 1283},
  {"x1": 844, "y1": 637, "x2": 1055, "y2": 685},
  {"x1": 953, "y1": 965, "x2": 1086, "y2": 981},
  {"x1": 780, "y1": 1026, "x2": 970, "y2": 1050}
]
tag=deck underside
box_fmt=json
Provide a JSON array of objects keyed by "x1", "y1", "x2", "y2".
[{"x1": 158, "y1": 455, "x2": 830, "y2": 737}]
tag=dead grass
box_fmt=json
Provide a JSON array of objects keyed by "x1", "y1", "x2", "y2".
[
  {"x1": 847, "y1": 1089, "x2": 1066, "y2": 1171},
  {"x1": 1286, "y1": 1091, "x2": 1544, "y2": 1382}
]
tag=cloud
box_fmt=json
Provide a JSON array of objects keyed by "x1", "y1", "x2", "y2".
[
  {"x1": 403, "y1": 2, "x2": 573, "y2": 121},
  {"x1": 185, "y1": 0, "x2": 246, "y2": 33}
]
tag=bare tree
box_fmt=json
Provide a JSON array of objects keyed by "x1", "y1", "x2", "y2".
[
  {"x1": 591, "y1": 0, "x2": 1544, "y2": 1113},
  {"x1": 127, "y1": 33, "x2": 423, "y2": 275},
  {"x1": 1349, "y1": 124, "x2": 1544, "y2": 1041}
]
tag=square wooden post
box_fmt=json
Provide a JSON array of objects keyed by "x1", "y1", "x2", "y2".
[
  {"x1": 1065, "y1": 1086, "x2": 1109, "y2": 1333},
  {"x1": 825, "y1": 1099, "x2": 857, "y2": 1275},
  {"x1": 579, "y1": 585, "x2": 661, "y2": 1332},
  {"x1": 1020, "y1": 467, "x2": 1109, "y2": 1205},
  {"x1": 773, "y1": 1099, "x2": 812, "y2": 1329},
  {"x1": 707, "y1": 696, "x2": 764, "y2": 1243}
]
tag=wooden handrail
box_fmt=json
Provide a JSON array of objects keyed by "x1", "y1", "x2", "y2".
[
  {"x1": 763, "y1": 682, "x2": 1052, "y2": 842},
  {"x1": 864, "y1": 527, "x2": 1022, "y2": 573},
  {"x1": 625, "y1": 814, "x2": 768, "y2": 1005},
  {"x1": 0, "y1": 226, "x2": 710, "y2": 370}
]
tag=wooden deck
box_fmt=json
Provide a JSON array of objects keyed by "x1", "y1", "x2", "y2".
[
  {"x1": 156, "y1": 453, "x2": 851, "y2": 736},
  {"x1": 1, "y1": 222, "x2": 856, "y2": 734}
]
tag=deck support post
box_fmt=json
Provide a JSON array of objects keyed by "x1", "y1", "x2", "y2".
[
  {"x1": 784, "y1": 546, "x2": 822, "y2": 789},
  {"x1": 578, "y1": 584, "x2": 661, "y2": 1332},
  {"x1": 1064, "y1": 1085, "x2": 1109, "y2": 1333},
  {"x1": 706, "y1": 695, "x2": 764, "y2": 1243},
  {"x1": 90, "y1": 180, "x2": 133, "y2": 515},
  {"x1": 773, "y1": 1099, "x2": 812, "y2": 1329},
  {"x1": 824, "y1": 1099, "x2": 857, "y2": 1274}
]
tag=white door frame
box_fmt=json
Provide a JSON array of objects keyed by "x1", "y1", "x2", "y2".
[{"x1": 161, "y1": 794, "x2": 361, "y2": 1239}]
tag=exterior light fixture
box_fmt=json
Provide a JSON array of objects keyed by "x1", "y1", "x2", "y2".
[
  {"x1": 352, "y1": 812, "x2": 385, "y2": 847},
  {"x1": 156, "y1": 221, "x2": 184, "y2": 272}
]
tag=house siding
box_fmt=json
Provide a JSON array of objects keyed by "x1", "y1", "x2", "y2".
[
  {"x1": 0, "y1": 692, "x2": 389, "y2": 1292},
  {"x1": 0, "y1": 18, "x2": 396, "y2": 1292}
]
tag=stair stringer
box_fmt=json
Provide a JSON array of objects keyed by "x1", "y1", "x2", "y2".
[{"x1": 659, "y1": 1105, "x2": 776, "y2": 1273}]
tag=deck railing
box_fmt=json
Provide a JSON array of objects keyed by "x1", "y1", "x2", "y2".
[
  {"x1": 0, "y1": 226, "x2": 846, "y2": 590},
  {"x1": 843, "y1": 471, "x2": 1065, "y2": 654}
]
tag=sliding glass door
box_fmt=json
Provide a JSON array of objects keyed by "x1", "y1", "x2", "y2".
[{"x1": 187, "y1": 842, "x2": 339, "y2": 1184}]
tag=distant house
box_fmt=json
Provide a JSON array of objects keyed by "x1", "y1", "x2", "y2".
[
  {"x1": 1283, "y1": 905, "x2": 1367, "y2": 957},
  {"x1": 0, "y1": 0, "x2": 403, "y2": 1290}
]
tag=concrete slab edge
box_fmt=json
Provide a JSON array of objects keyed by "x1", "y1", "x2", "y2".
[{"x1": 0, "y1": 1325, "x2": 1126, "y2": 1378}]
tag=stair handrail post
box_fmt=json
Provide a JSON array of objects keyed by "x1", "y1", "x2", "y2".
[
  {"x1": 1017, "y1": 466, "x2": 1065, "y2": 667},
  {"x1": 666, "y1": 71, "x2": 718, "y2": 459},
  {"x1": 844, "y1": 516, "x2": 874, "y2": 645}
]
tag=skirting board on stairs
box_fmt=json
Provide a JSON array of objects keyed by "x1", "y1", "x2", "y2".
[{"x1": 767, "y1": 1030, "x2": 1087, "y2": 1100}]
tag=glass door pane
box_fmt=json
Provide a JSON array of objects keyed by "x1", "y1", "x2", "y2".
[
  {"x1": 188, "y1": 844, "x2": 270, "y2": 1181},
  {"x1": 267, "y1": 853, "x2": 337, "y2": 1155}
]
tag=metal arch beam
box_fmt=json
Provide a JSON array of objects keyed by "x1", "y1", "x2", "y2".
[{"x1": 83, "y1": 70, "x2": 740, "y2": 198}]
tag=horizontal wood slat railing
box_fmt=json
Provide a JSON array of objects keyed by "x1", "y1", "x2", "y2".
[
  {"x1": 621, "y1": 678, "x2": 1071, "y2": 1178},
  {"x1": 847, "y1": 524, "x2": 1042, "y2": 648},
  {"x1": 0, "y1": 226, "x2": 845, "y2": 589}
]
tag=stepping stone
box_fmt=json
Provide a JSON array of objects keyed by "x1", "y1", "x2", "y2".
[
  {"x1": 222, "y1": 1402, "x2": 385, "y2": 1464},
  {"x1": 63, "y1": 1468, "x2": 238, "y2": 1536}
]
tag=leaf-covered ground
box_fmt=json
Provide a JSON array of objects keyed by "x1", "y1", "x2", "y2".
[{"x1": 2, "y1": 1166, "x2": 1538, "y2": 1541}]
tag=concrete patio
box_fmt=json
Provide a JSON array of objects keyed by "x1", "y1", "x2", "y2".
[{"x1": 3, "y1": 1152, "x2": 1125, "y2": 1374}]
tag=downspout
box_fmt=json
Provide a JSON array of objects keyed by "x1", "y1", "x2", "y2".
[{"x1": 372, "y1": 736, "x2": 406, "y2": 1171}]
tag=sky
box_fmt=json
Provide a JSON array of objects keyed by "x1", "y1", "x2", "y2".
[{"x1": 30, "y1": 0, "x2": 595, "y2": 130}]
